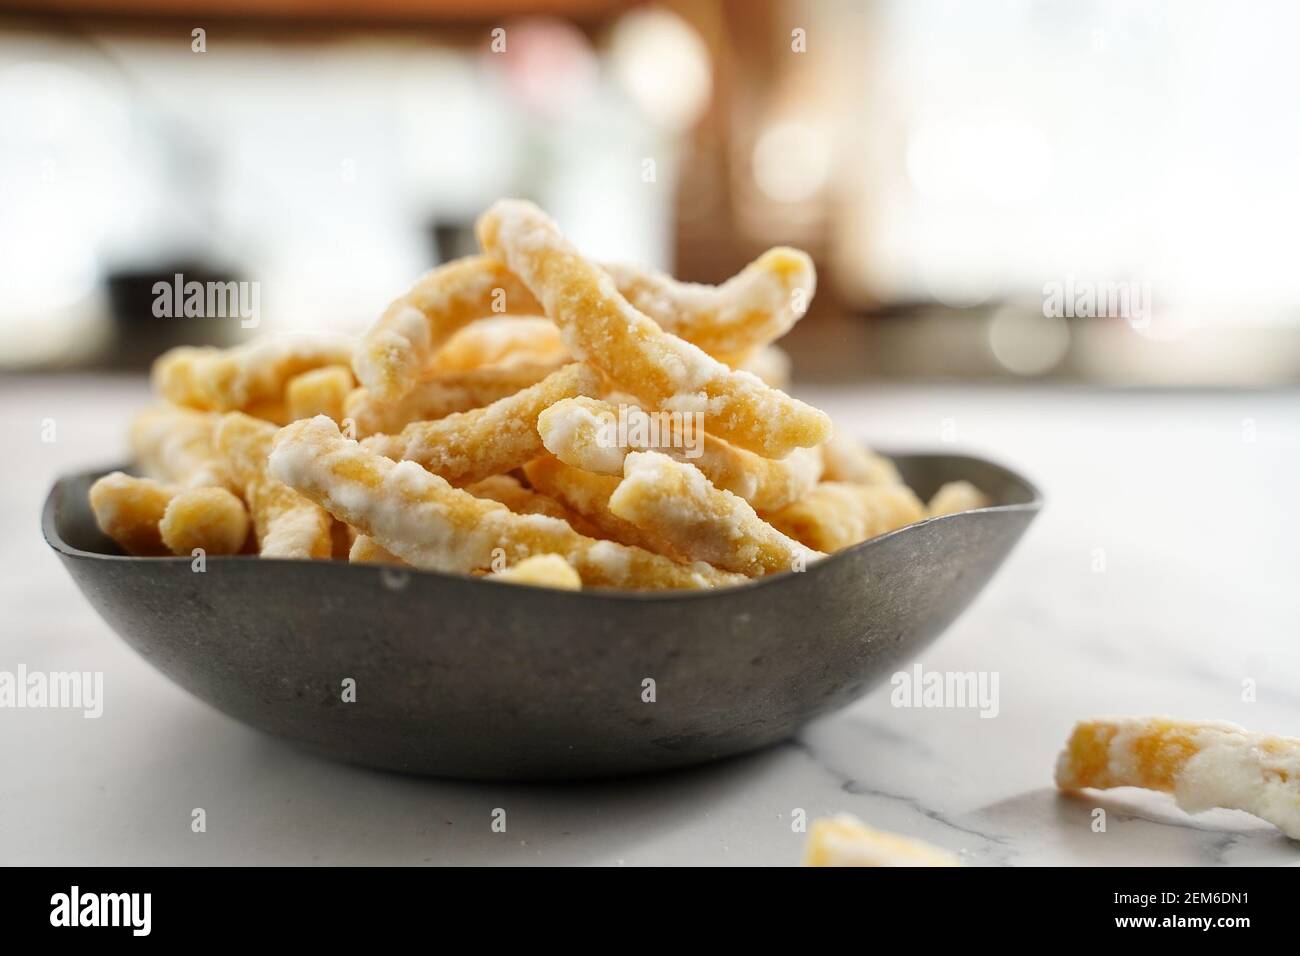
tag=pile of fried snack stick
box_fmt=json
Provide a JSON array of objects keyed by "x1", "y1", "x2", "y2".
[
  {"x1": 91, "y1": 199, "x2": 988, "y2": 588},
  {"x1": 89, "y1": 200, "x2": 1299, "y2": 861}
]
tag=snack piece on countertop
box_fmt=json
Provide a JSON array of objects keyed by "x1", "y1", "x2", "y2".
[
  {"x1": 1055, "y1": 716, "x2": 1300, "y2": 839},
  {"x1": 804, "y1": 814, "x2": 960, "y2": 867}
]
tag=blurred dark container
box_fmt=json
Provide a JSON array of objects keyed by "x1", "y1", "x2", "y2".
[{"x1": 105, "y1": 262, "x2": 245, "y2": 369}]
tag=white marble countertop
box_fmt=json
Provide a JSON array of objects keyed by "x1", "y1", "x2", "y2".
[{"x1": 3, "y1": 374, "x2": 1298, "y2": 866}]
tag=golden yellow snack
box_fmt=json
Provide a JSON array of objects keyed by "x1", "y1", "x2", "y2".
[
  {"x1": 522, "y1": 453, "x2": 682, "y2": 558},
  {"x1": 538, "y1": 396, "x2": 821, "y2": 512},
  {"x1": 429, "y1": 316, "x2": 568, "y2": 373},
  {"x1": 357, "y1": 250, "x2": 809, "y2": 401},
  {"x1": 928, "y1": 480, "x2": 990, "y2": 517},
  {"x1": 129, "y1": 405, "x2": 234, "y2": 490},
  {"x1": 603, "y1": 248, "x2": 814, "y2": 364},
  {"x1": 361, "y1": 363, "x2": 602, "y2": 486},
  {"x1": 214, "y1": 412, "x2": 333, "y2": 559},
  {"x1": 354, "y1": 255, "x2": 543, "y2": 401},
  {"x1": 348, "y1": 534, "x2": 406, "y2": 566},
  {"x1": 819, "y1": 431, "x2": 902, "y2": 486},
  {"x1": 344, "y1": 359, "x2": 565, "y2": 438},
  {"x1": 766, "y1": 482, "x2": 926, "y2": 552},
  {"x1": 286, "y1": 365, "x2": 354, "y2": 422},
  {"x1": 608, "y1": 451, "x2": 821, "y2": 576},
  {"x1": 269, "y1": 416, "x2": 741, "y2": 590},
  {"x1": 89, "y1": 472, "x2": 174, "y2": 556},
  {"x1": 464, "y1": 473, "x2": 595, "y2": 535},
  {"x1": 1055, "y1": 717, "x2": 1300, "y2": 839},
  {"x1": 476, "y1": 199, "x2": 831, "y2": 459},
  {"x1": 152, "y1": 333, "x2": 355, "y2": 413},
  {"x1": 159, "y1": 486, "x2": 250, "y2": 556},
  {"x1": 805, "y1": 815, "x2": 960, "y2": 867},
  {"x1": 489, "y1": 553, "x2": 582, "y2": 590}
]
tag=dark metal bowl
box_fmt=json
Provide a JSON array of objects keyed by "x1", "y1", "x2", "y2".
[{"x1": 42, "y1": 453, "x2": 1040, "y2": 780}]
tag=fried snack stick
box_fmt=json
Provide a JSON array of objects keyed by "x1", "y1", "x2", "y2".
[
  {"x1": 804, "y1": 815, "x2": 960, "y2": 867},
  {"x1": 355, "y1": 255, "x2": 542, "y2": 401},
  {"x1": 349, "y1": 534, "x2": 406, "y2": 566},
  {"x1": 489, "y1": 554, "x2": 582, "y2": 590},
  {"x1": 286, "y1": 365, "x2": 354, "y2": 422},
  {"x1": 602, "y1": 248, "x2": 814, "y2": 364},
  {"x1": 429, "y1": 316, "x2": 568, "y2": 373},
  {"x1": 214, "y1": 413, "x2": 333, "y2": 559},
  {"x1": 270, "y1": 416, "x2": 740, "y2": 590},
  {"x1": 465, "y1": 474, "x2": 599, "y2": 537},
  {"x1": 344, "y1": 359, "x2": 565, "y2": 438},
  {"x1": 153, "y1": 333, "x2": 355, "y2": 413},
  {"x1": 159, "y1": 487, "x2": 249, "y2": 555},
  {"x1": 522, "y1": 453, "x2": 684, "y2": 559},
  {"x1": 129, "y1": 405, "x2": 234, "y2": 491},
  {"x1": 89, "y1": 473, "x2": 248, "y2": 556},
  {"x1": 608, "y1": 451, "x2": 822, "y2": 576},
  {"x1": 1055, "y1": 717, "x2": 1300, "y2": 839},
  {"x1": 476, "y1": 199, "x2": 831, "y2": 459},
  {"x1": 537, "y1": 396, "x2": 821, "y2": 512},
  {"x1": 819, "y1": 431, "x2": 902, "y2": 486},
  {"x1": 928, "y1": 480, "x2": 990, "y2": 517},
  {"x1": 362, "y1": 363, "x2": 602, "y2": 486},
  {"x1": 357, "y1": 253, "x2": 805, "y2": 400},
  {"x1": 766, "y1": 482, "x2": 926, "y2": 552},
  {"x1": 88, "y1": 473, "x2": 175, "y2": 556}
]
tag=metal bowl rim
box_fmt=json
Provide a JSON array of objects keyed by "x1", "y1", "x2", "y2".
[{"x1": 42, "y1": 450, "x2": 1043, "y2": 604}]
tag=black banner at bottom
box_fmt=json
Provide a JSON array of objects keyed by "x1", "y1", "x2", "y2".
[{"x1": 2, "y1": 865, "x2": 1285, "y2": 941}]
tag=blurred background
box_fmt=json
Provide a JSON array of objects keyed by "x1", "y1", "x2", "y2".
[{"x1": 3, "y1": 0, "x2": 1300, "y2": 385}]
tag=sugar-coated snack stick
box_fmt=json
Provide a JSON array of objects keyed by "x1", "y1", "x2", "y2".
[
  {"x1": 357, "y1": 251, "x2": 804, "y2": 400},
  {"x1": 270, "y1": 416, "x2": 741, "y2": 590},
  {"x1": 608, "y1": 451, "x2": 822, "y2": 576},
  {"x1": 89, "y1": 472, "x2": 251, "y2": 557},
  {"x1": 355, "y1": 255, "x2": 543, "y2": 401},
  {"x1": 344, "y1": 359, "x2": 565, "y2": 438},
  {"x1": 601, "y1": 248, "x2": 814, "y2": 364},
  {"x1": 804, "y1": 815, "x2": 960, "y2": 867},
  {"x1": 522, "y1": 453, "x2": 684, "y2": 559},
  {"x1": 538, "y1": 397, "x2": 821, "y2": 512},
  {"x1": 1055, "y1": 717, "x2": 1300, "y2": 839},
  {"x1": 928, "y1": 480, "x2": 990, "y2": 517},
  {"x1": 286, "y1": 365, "x2": 354, "y2": 422},
  {"x1": 362, "y1": 363, "x2": 602, "y2": 486},
  {"x1": 129, "y1": 405, "x2": 234, "y2": 491},
  {"x1": 465, "y1": 474, "x2": 598, "y2": 536},
  {"x1": 489, "y1": 554, "x2": 582, "y2": 591},
  {"x1": 349, "y1": 534, "x2": 406, "y2": 566},
  {"x1": 737, "y1": 344, "x2": 791, "y2": 390},
  {"x1": 819, "y1": 431, "x2": 902, "y2": 486},
  {"x1": 214, "y1": 413, "x2": 333, "y2": 559},
  {"x1": 429, "y1": 316, "x2": 568, "y2": 374},
  {"x1": 765, "y1": 482, "x2": 926, "y2": 552},
  {"x1": 153, "y1": 333, "x2": 355, "y2": 413},
  {"x1": 159, "y1": 487, "x2": 250, "y2": 556},
  {"x1": 476, "y1": 200, "x2": 831, "y2": 459},
  {"x1": 89, "y1": 472, "x2": 175, "y2": 556}
]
